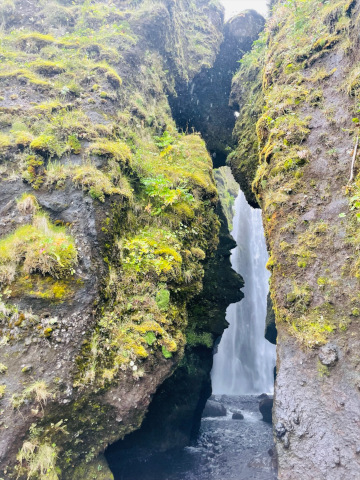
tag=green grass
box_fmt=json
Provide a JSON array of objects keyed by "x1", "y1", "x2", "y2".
[{"x1": 0, "y1": 213, "x2": 77, "y2": 285}]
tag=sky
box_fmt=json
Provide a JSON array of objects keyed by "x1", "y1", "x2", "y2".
[{"x1": 220, "y1": 0, "x2": 269, "y2": 19}]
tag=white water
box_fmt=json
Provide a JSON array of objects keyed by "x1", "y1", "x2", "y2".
[{"x1": 211, "y1": 189, "x2": 276, "y2": 394}]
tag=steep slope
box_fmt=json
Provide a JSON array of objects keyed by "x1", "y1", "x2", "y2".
[
  {"x1": 231, "y1": 1, "x2": 360, "y2": 478},
  {"x1": 0, "y1": 1, "x2": 227, "y2": 478}
]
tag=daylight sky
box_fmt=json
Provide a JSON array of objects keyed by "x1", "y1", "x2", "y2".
[{"x1": 220, "y1": 0, "x2": 269, "y2": 19}]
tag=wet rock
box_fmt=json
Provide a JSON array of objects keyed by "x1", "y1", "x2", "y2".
[
  {"x1": 318, "y1": 343, "x2": 339, "y2": 366},
  {"x1": 202, "y1": 400, "x2": 227, "y2": 418},
  {"x1": 232, "y1": 411, "x2": 244, "y2": 420},
  {"x1": 265, "y1": 294, "x2": 277, "y2": 345},
  {"x1": 259, "y1": 396, "x2": 273, "y2": 424}
]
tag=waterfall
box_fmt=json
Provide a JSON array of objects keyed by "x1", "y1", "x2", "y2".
[{"x1": 211, "y1": 189, "x2": 276, "y2": 395}]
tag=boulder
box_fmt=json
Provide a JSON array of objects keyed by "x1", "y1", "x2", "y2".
[
  {"x1": 202, "y1": 400, "x2": 227, "y2": 417},
  {"x1": 259, "y1": 396, "x2": 273, "y2": 423},
  {"x1": 232, "y1": 411, "x2": 244, "y2": 420}
]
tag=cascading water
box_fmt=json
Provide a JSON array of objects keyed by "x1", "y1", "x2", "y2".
[{"x1": 211, "y1": 189, "x2": 276, "y2": 395}]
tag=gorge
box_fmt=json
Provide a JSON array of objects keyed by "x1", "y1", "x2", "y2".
[{"x1": 0, "y1": 1, "x2": 360, "y2": 480}]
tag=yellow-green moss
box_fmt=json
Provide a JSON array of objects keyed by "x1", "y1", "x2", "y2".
[
  {"x1": 0, "y1": 213, "x2": 77, "y2": 285},
  {"x1": 88, "y1": 139, "x2": 132, "y2": 165}
]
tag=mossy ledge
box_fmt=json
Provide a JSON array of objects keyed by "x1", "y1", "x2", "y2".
[
  {"x1": 231, "y1": 0, "x2": 360, "y2": 478},
  {"x1": 0, "y1": 1, "x2": 227, "y2": 478}
]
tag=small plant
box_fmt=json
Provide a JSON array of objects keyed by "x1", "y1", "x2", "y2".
[
  {"x1": 17, "y1": 441, "x2": 58, "y2": 480},
  {"x1": 154, "y1": 131, "x2": 175, "y2": 150},
  {"x1": 317, "y1": 360, "x2": 330, "y2": 378},
  {"x1": 16, "y1": 193, "x2": 40, "y2": 215},
  {"x1": 24, "y1": 381, "x2": 52, "y2": 407},
  {"x1": 142, "y1": 176, "x2": 194, "y2": 215}
]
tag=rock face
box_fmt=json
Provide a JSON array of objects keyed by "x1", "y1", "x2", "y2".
[
  {"x1": 231, "y1": 0, "x2": 360, "y2": 478},
  {"x1": 0, "y1": 1, "x2": 229, "y2": 478},
  {"x1": 265, "y1": 293, "x2": 277, "y2": 345},
  {"x1": 169, "y1": 10, "x2": 264, "y2": 168}
]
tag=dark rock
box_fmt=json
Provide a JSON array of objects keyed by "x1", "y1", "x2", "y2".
[
  {"x1": 202, "y1": 400, "x2": 227, "y2": 418},
  {"x1": 265, "y1": 294, "x2": 277, "y2": 345},
  {"x1": 257, "y1": 393, "x2": 269, "y2": 400},
  {"x1": 318, "y1": 343, "x2": 339, "y2": 366},
  {"x1": 169, "y1": 10, "x2": 265, "y2": 169},
  {"x1": 232, "y1": 411, "x2": 244, "y2": 420},
  {"x1": 259, "y1": 396, "x2": 273, "y2": 424}
]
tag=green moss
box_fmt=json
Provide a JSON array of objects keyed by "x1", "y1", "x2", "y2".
[
  {"x1": 0, "y1": 133, "x2": 11, "y2": 151},
  {"x1": 72, "y1": 165, "x2": 126, "y2": 202},
  {"x1": 30, "y1": 135, "x2": 63, "y2": 158},
  {"x1": 186, "y1": 330, "x2": 213, "y2": 348},
  {"x1": 43, "y1": 327, "x2": 53, "y2": 338},
  {"x1": 29, "y1": 60, "x2": 65, "y2": 76},
  {"x1": 93, "y1": 63, "x2": 122, "y2": 88},
  {"x1": 88, "y1": 139, "x2": 132, "y2": 166},
  {"x1": 11, "y1": 275, "x2": 77, "y2": 301},
  {"x1": 0, "y1": 384, "x2": 6, "y2": 399},
  {"x1": 156, "y1": 288, "x2": 170, "y2": 311},
  {"x1": 162, "y1": 346, "x2": 173, "y2": 359},
  {"x1": 0, "y1": 68, "x2": 49, "y2": 86},
  {"x1": 15, "y1": 131, "x2": 33, "y2": 148},
  {"x1": 67, "y1": 134, "x2": 81, "y2": 155},
  {"x1": 0, "y1": 213, "x2": 77, "y2": 286},
  {"x1": 16, "y1": 32, "x2": 56, "y2": 48}
]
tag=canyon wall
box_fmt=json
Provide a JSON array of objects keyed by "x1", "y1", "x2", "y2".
[
  {"x1": 231, "y1": 1, "x2": 360, "y2": 478},
  {"x1": 0, "y1": 1, "x2": 228, "y2": 478}
]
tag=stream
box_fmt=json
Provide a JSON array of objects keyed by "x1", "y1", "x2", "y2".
[{"x1": 107, "y1": 395, "x2": 277, "y2": 480}]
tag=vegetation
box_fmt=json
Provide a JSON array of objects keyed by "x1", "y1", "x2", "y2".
[
  {"x1": 0, "y1": 0, "x2": 224, "y2": 477},
  {"x1": 17, "y1": 440, "x2": 59, "y2": 480},
  {"x1": 232, "y1": 0, "x2": 359, "y2": 348},
  {"x1": 0, "y1": 213, "x2": 77, "y2": 285}
]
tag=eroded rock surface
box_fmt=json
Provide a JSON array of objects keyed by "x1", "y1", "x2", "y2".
[
  {"x1": 0, "y1": 1, "x2": 229, "y2": 478},
  {"x1": 231, "y1": 1, "x2": 360, "y2": 478}
]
